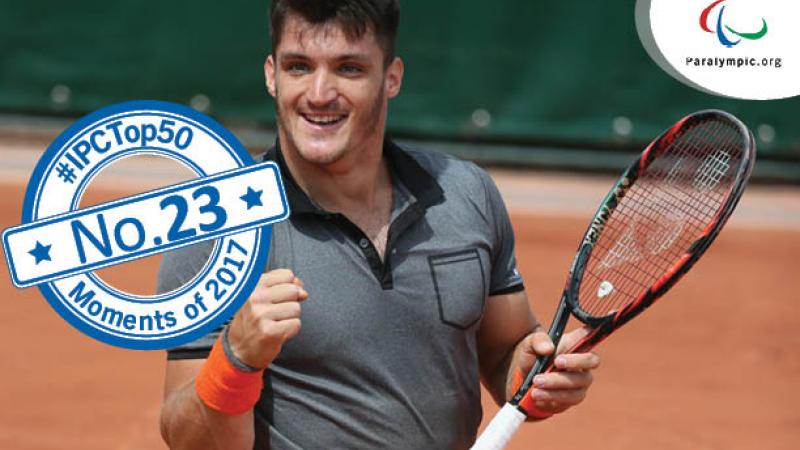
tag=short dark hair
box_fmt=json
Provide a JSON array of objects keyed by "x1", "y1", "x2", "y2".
[{"x1": 269, "y1": 0, "x2": 400, "y2": 65}]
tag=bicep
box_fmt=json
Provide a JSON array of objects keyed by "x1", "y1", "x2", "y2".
[{"x1": 476, "y1": 291, "x2": 537, "y2": 391}]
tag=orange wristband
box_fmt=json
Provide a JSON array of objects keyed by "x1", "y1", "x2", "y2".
[
  {"x1": 512, "y1": 368, "x2": 554, "y2": 420},
  {"x1": 195, "y1": 335, "x2": 264, "y2": 415}
]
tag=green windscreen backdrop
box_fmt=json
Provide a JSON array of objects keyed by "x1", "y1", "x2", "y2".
[{"x1": 1, "y1": 1, "x2": 798, "y2": 156}]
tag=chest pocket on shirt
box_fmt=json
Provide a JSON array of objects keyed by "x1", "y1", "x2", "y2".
[{"x1": 428, "y1": 249, "x2": 487, "y2": 329}]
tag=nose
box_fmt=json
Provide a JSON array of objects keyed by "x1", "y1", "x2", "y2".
[{"x1": 307, "y1": 69, "x2": 338, "y2": 107}]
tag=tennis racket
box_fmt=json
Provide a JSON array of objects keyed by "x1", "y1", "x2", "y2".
[{"x1": 471, "y1": 109, "x2": 756, "y2": 450}]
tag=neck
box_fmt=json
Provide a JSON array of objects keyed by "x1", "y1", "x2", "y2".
[{"x1": 279, "y1": 136, "x2": 391, "y2": 213}]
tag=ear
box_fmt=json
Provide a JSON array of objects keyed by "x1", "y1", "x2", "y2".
[
  {"x1": 265, "y1": 55, "x2": 277, "y2": 97},
  {"x1": 384, "y1": 57, "x2": 404, "y2": 99}
]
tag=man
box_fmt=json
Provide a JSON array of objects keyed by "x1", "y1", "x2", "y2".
[{"x1": 159, "y1": 1, "x2": 600, "y2": 449}]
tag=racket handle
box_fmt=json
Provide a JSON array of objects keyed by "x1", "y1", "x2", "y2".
[{"x1": 470, "y1": 403, "x2": 526, "y2": 450}]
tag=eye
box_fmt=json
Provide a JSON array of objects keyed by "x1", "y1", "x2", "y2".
[
  {"x1": 285, "y1": 62, "x2": 310, "y2": 74},
  {"x1": 338, "y1": 63, "x2": 364, "y2": 75}
]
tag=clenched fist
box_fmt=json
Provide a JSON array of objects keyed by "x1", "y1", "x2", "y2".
[{"x1": 227, "y1": 269, "x2": 308, "y2": 370}]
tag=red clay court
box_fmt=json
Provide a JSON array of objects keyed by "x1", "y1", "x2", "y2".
[{"x1": 1, "y1": 147, "x2": 798, "y2": 450}]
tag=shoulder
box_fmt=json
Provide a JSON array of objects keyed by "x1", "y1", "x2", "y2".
[
  {"x1": 392, "y1": 143, "x2": 505, "y2": 228},
  {"x1": 395, "y1": 143, "x2": 494, "y2": 195}
]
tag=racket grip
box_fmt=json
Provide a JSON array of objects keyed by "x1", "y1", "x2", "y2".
[{"x1": 470, "y1": 403, "x2": 526, "y2": 450}]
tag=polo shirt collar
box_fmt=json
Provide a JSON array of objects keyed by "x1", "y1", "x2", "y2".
[{"x1": 262, "y1": 139, "x2": 444, "y2": 216}]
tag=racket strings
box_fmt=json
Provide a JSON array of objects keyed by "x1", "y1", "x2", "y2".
[
  {"x1": 582, "y1": 119, "x2": 741, "y2": 314},
  {"x1": 581, "y1": 120, "x2": 736, "y2": 312},
  {"x1": 579, "y1": 118, "x2": 745, "y2": 318}
]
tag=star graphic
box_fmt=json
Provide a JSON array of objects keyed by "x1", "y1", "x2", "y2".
[
  {"x1": 240, "y1": 186, "x2": 264, "y2": 210},
  {"x1": 28, "y1": 241, "x2": 52, "y2": 265}
]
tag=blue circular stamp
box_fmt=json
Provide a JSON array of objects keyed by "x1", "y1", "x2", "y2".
[{"x1": 2, "y1": 100, "x2": 289, "y2": 350}]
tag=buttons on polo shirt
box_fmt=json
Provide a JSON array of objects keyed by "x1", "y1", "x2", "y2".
[{"x1": 359, "y1": 238, "x2": 370, "y2": 249}]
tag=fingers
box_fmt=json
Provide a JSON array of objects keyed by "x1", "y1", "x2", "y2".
[
  {"x1": 533, "y1": 369, "x2": 593, "y2": 391},
  {"x1": 252, "y1": 300, "x2": 302, "y2": 322},
  {"x1": 271, "y1": 318, "x2": 302, "y2": 340},
  {"x1": 526, "y1": 367, "x2": 594, "y2": 415},
  {"x1": 256, "y1": 316, "x2": 302, "y2": 341},
  {"x1": 556, "y1": 325, "x2": 591, "y2": 354},
  {"x1": 260, "y1": 269, "x2": 304, "y2": 289},
  {"x1": 530, "y1": 327, "x2": 555, "y2": 357},
  {"x1": 252, "y1": 269, "x2": 309, "y2": 304},
  {"x1": 525, "y1": 349, "x2": 600, "y2": 416},
  {"x1": 250, "y1": 282, "x2": 308, "y2": 304},
  {"x1": 515, "y1": 325, "x2": 600, "y2": 418},
  {"x1": 260, "y1": 268, "x2": 294, "y2": 287},
  {"x1": 518, "y1": 326, "x2": 601, "y2": 374},
  {"x1": 517, "y1": 326, "x2": 553, "y2": 373},
  {"x1": 553, "y1": 351, "x2": 601, "y2": 372},
  {"x1": 529, "y1": 387, "x2": 587, "y2": 414},
  {"x1": 228, "y1": 269, "x2": 307, "y2": 369}
]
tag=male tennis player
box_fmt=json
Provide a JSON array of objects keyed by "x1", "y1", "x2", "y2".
[{"x1": 159, "y1": 1, "x2": 600, "y2": 449}]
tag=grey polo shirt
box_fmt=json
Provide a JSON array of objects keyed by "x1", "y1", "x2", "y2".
[{"x1": 160, "y1": 139, "x2": 524, "y2": 450}]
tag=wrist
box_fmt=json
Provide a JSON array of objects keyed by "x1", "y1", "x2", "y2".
[
  {"x1": 195, "y1": 332, "x2": 264, "y2": 415},
  {"x1": 222, "y1": 326, "x2": 262, "y2": 373}
]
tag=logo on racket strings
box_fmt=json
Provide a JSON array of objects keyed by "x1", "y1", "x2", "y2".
[{"x1": 597, "y1": 281, "x2": 615, "y2": 298}]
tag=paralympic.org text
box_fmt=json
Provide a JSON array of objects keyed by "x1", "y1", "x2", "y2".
[{"x1": 686, "y1": 57, "x2": 782, "y2": 69}]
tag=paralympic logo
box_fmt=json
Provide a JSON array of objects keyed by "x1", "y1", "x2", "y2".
[{"x1": 699, "y1": 0, "x2": 768, "y2": 48}]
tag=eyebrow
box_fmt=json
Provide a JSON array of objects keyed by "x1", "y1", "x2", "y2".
[
  {"x1": 277, "y1": 52, "x2": 309, "y2": 61},
  {"x1": 277, "y1": 52, "x2": 372, "y2": 63},
  {"x1": 334, "y1": 53, "x2": 371, "y2": 62}
]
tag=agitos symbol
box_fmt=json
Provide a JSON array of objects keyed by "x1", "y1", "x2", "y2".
[{"x1": 700, "y1": 0, "x2": 768, "y2": 48}]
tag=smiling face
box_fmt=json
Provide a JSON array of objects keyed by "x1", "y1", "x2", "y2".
[{"x1": 265, "y1": 13, "x2": 403, "y2": 169}]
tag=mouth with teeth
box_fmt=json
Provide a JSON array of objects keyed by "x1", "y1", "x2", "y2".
[{"x1": 301, "y1": 113, "x2": 347, "y2": 127}]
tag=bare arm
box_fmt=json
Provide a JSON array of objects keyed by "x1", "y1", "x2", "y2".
[
  {"x1": 477, "y1": 290, "x2": 600, "y2": 416},
  {"x1": 159, "y1": 269, "x2": 307, "y2": 449},
  {"x1": 476, "y1": 290, "x2": 537, "y2": 405},
  {"x1": 159, "y1": 359, "x2": 254, "y2": 450}
]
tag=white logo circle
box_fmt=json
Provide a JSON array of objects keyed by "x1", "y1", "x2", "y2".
[{"x1": 637, "y1": 0, "x2": 800, "y2": 100}]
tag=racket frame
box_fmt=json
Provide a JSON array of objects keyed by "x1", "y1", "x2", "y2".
[
  {"x1": 472, "y1": 110, "x2": 754, "y2": 450},
  {"x1": 511, "y1": 109, "x2": 755, "y2": 407}
]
